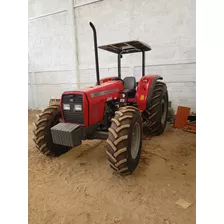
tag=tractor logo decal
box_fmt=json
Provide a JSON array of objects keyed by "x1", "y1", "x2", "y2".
[{"x1": 90, "y1": 89, "x2": 118, "y2": 98}]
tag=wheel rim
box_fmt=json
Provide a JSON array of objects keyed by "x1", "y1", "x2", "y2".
[
  {"x1": 131, "y1": 122, "x2": 141, "y2": 159},
  {"x1": 161, "y1": 95, "x2": 167, "y2": 125}
]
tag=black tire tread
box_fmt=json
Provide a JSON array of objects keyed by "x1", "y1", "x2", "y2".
[
  {"x1": 106, "y1": 106, "x2": 142, "y2": 175},
  {"x1": 143, "y1": 81, "x2": 168, "y2": 136},
  {"x1": 32, "y1": 104, "x2": 69, "y2": 157}
]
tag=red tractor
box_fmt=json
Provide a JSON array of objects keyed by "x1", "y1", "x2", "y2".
[{"x1": 33, "y1": 22, "x2": 168, "y2": 175}]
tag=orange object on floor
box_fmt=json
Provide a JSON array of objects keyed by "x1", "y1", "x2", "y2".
[
  {"x1": 184, "y1": 121, "x2": 196, "y2": 134},
  {"x1": 174, "y1": 106, "x2": 191, "y2": 128}
]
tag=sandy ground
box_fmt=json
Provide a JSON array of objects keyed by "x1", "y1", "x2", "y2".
[{"x1": 28, "y1": 110, "x2": 196, "y2": 224}]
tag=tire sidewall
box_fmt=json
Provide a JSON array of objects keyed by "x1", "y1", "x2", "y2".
[
  {"x1": 159, "y1": 90, "x2": 169, "y2": 134},
  {"x1": 126, "y1": 111, "x2": 143, "y2": 173}
]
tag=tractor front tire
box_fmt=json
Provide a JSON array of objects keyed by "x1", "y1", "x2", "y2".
[
  {"x1": 106, "y1": 106, "x2": 143, "y2": 175},
  {"x1": 142, "y1": 81, "x2": 168, "y2": 136},
  {"x1": 32, "y1": 104, "x2": 71, "y2": 157}
]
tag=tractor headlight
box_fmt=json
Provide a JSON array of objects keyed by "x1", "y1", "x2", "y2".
[
  {"x1": 74, "y1": 104, "x2": 82, "y2": 111},
  {"x1": 63, "y1": 104, "x2": 70, "y2": 110}
]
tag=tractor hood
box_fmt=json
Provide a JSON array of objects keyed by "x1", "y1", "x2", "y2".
[
  {"x1": 61, "y1": 80, "x2": 124, "y2": 126},
  {"x1": 63, "y1": 80, "x2": 124, "y2": 98}
]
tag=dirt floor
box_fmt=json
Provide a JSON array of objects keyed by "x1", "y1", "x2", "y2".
[{"x1": 28, "y1": 110, "x2": 196, "y2": 224}]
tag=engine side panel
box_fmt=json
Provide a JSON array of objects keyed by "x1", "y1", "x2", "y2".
[
  {"x1": 135, "y1": 75, "x2": 163, "y2": 111},
  {"x1": 85, "y1": 81, "x2": 124, "y2": 125}
]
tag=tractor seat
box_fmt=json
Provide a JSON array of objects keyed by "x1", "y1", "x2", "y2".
[{"x1": 123, "y1": 76, "x2": 137, "y2": 98}]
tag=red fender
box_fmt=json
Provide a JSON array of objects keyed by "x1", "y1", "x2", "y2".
[{"x1": 135, "y1": 75, "x2": 163, "y2": 111}]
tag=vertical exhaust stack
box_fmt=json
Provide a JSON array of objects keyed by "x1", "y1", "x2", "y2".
[
  {"x1": 89, "y1": 22, "x2": 100, "y2": 85},
  {"x1": 142, "y1": 51, "x2": 145, "y2": 77}
]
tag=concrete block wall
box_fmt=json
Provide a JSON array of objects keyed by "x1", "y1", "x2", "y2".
[
  {"x1": 28, "y1": 0, "x2": 79, "y2": 109},
  {"x1": 29, "y1": 12, "x2": 73, "y2": 72},
  {"x1": 28, "y1": 0, "x2": 67, "y2": 18},
  {"x1": 28, "y1": 0, "x2": 196, "y2": 112},
  {"x1": 134, "y1": 62, "x2": 196, "y2": 111}
]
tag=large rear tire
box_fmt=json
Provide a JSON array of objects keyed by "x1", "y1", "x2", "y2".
[
  {"x1": 32, "y1": 104, "x2": 71, "y2": 157},
  {"x1": 106, "y1": 106, "x2": 143, "y2": 175},
  {"x1": 142, "y1": 81, "x2": 168, "y2": 136}
]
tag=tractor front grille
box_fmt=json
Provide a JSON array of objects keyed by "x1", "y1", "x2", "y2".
[{"x1": 62, "y1": 94, "x2": 84, "y2": 124}]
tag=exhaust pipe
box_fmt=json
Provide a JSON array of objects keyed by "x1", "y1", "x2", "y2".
[{"x1": 89, "y1": 22, "x2": 100, "y2": 85}]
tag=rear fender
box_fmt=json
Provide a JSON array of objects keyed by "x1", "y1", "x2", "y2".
[{"x1": 135, "y1": 75, "x2": 163, "y2": 111}]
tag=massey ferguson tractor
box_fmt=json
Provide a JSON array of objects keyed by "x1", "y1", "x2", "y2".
[{"x1": 32, "y1": 22, "x2": 168, "y2": 175}]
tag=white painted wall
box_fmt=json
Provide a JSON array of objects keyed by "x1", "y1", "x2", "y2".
[{"x1": 28, "y1": 0, "x2": 196, "y2": 112}]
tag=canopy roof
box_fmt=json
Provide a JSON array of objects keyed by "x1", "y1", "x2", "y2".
[{"x1": 98, "y1": 40, "x2": 151, "y2": 54}]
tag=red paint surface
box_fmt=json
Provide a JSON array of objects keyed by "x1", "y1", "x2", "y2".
[
  {"x1": 99, "y1": 76, "x2": 120, "y2": 84},
  {"x1": 61, "y1": 80, "x2": 124, "y2": 126},
  {"x1": 136, "y1": 75, "x2": 161, "y2": 111},
  {"x1": 61, "y1": 75, "x2": 162, "y2": 126}
]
